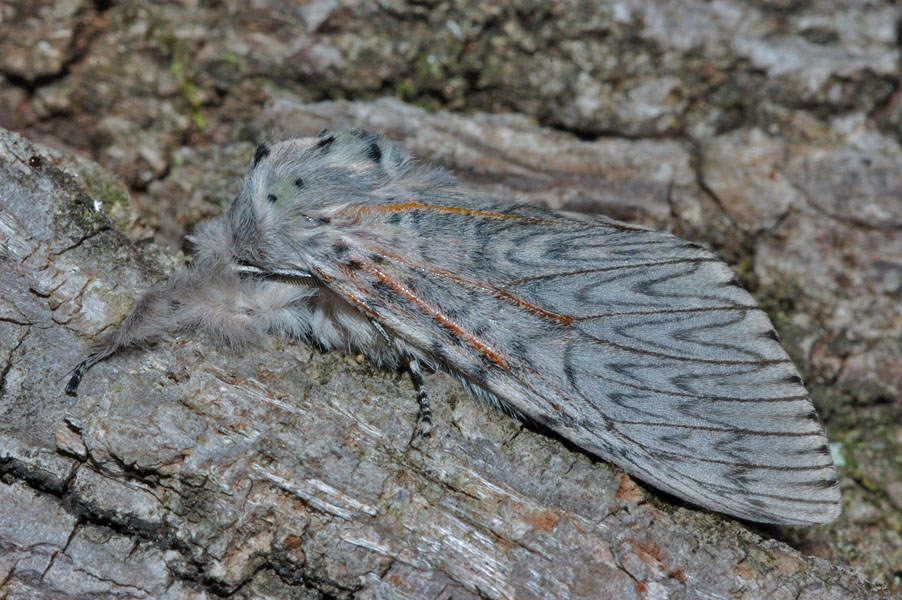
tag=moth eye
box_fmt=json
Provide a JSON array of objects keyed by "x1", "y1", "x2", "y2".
[
  {"x1": 294, "y1": 177, "x2": 304, "y2": 188},
  {"x1": 300, "y1": 213, "x2": 329, "y2": 224},
  {"x1": 267, "y1": 193, "x2": 278, "y2": 203},
  {"x1": 367, "y1": 142, "x2": 382, "y2": 162}
]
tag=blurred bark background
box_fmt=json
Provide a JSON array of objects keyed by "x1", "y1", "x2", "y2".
[{"x1": 1, "y1": 1, "x2": 900, "y2": 598}]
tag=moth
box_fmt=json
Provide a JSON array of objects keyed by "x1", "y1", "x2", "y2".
[{"x1": 67, "y1": 130, "x2": 841, "y2": 525}]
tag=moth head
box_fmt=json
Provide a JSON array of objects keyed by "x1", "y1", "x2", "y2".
[{"x1": 223, "y1": 130, "x2": 419, "y2": 265}]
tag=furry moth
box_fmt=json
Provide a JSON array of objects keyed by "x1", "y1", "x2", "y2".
[{"x1": 66, "y1": 130, "x2": 841, "y2": 525}]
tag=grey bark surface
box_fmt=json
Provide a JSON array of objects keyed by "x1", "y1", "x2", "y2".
[{"x1": 0, "y1": 114, "x2": 893, "y2": 598}]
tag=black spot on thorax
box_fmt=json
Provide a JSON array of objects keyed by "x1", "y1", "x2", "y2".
[
  {"x1": 253, "y1": 144, "x2": 270, "y2": 167},
  {"x1": 316, "y1": 135, "x2": 336, "y2": 150}
]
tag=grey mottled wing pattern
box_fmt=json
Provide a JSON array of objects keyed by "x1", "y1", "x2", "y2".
[{"x1": 326, "y1": 200, "x2": 840, "y2": 525}]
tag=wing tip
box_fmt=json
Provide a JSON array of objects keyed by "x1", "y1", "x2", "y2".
[
  {"x1": 763, "y1": 503, "x2": 842, "y2": 527},
  {"x1": 810, "y1": 497, "x2": 843, "y2": 526},
  {"x1": 742, "y1": 479, "x2": 843, "y2": 526}
]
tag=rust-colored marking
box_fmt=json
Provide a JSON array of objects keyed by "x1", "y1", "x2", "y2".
[
  {"x1": 321, "y1": 255, "x2": 569, "y2": 417},
  {"x1": 313, "y1": 267, "x2": 333, "y2": 284},
  {"x1": 347, "y1": 201, "x2": 558, "y2": 224},
  {"x1": 356, "y1": 261, "x2": 511, "y2": 370},
  {"x1": 440, "y1": 271, "x2": 574, "y2": 326},
  {"x1": 375, "y1": 249, "x2": 573, "y2": 326},
  {"x1": 313, "y1": 266, "x2": 379, "y2": 320},
  {"x1": 522, "y1": 510, "x2": 561, "y2": 533},
  {"x1": 626, "y1": 538, "x2": 664, "y2": 566},
  {"x1": 283, "y1": 535, "x2": 303, "y2": 551},
  {"x1": 616, "y1": 473, "x2": 644, "y2": 504}
]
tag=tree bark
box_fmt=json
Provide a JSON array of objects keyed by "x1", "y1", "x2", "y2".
[{"x1": 0, "y1": 113, "x2": 891, "y2": 598}]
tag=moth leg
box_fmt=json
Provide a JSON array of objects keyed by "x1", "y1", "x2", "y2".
[
  {"x1": 408, "y1": 359, "x2": 433, "y2": 443},
  {"x1": 64, "y1": 342, "x2": 120, "y2": 397},
  {"x1": 365, "y1": 319, "x2": 431, "y2": 443},
  {"x1": 183, "y1": 234, "x2": 199, "y2": 253},
  {"x1": 65, "y1": 352, "x2": 103, "y2": 396}
]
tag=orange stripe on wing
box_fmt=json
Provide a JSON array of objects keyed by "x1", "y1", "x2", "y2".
[
  {"x1": 353, "y1": 260, "x2": 512, "y2": 371},
  {"x1": 322, "y1": 256, "x2": 571, "y2": 419},
  {"x1": 313, "y1": 266, "x2": 383, "y2": 320},
  {"x1": 375, "y1": 249, "x2": 573, "y2": 327},
  {"x1": 346, "y1": 202, "x2": 558, "y2": 224},
  {"x1": 453, "y1": 278, "x2": 573, "y2": 326}
]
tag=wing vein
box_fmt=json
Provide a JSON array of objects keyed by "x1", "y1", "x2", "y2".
[
  {"x1": 510, "y1": 257, "x2": 720, "y2": 283},
  {"x1": 575, "y1": 305, "x2": 756, "y2": 320},
  {"x1": 611, "y1": 420, "x2": 823, "y2": 437},
  {"x1": 579, "y1": 332, "x2": 789, "y2": 365}
]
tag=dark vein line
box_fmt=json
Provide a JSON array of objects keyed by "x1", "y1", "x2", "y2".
[
  {"x1": 580, "y1": 332, "x2": 786, "y2": 365},
  {"x1": 613, "y1": 430, "x2": 835, "y2": 472},
  {"x1": 574, "y1": 305, "x2": 755, "y2": 320},
  {"x1": 510, "y1": 257, "x2": 719, "y2": 283},
  {"x1": 648, "y1": 447, "x2": 835, "y2": 472},
  {"x1": 611, "y1": 420, "x2": 823, "y2": 437},
  {"x1": 571, "y1": 365, "x2": 808, "y2": 403},
  {"x1": 667, "y1": 469, "x2": 839, "y2": 505},
  {"x1": 609, "y1": 441, "x2": 839, "y2": 507},
  {"x1": 604, "y1": 309, "x2": 761, "y2": 359}
]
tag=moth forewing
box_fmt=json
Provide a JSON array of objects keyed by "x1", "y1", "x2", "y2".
[
  {"x1": 67, "y1": 130, "x2": 841, "y2": 525},
  {"x1": 317, "y1": 199, "x2": 840, "y2": 525}
]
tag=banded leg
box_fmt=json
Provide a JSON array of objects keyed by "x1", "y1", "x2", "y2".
[
  {"x1": 363, "y1": 319, "x2": 431, "y2": 443},
  {"x1": 408, "y1": 359, "x2": 433, "y2": 442}
]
